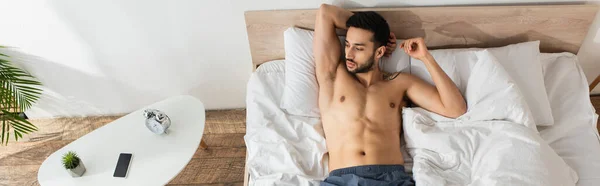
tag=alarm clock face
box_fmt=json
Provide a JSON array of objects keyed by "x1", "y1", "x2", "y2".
[{"x1": 145, "y1": 119, "x2": 165, "y2": 134}]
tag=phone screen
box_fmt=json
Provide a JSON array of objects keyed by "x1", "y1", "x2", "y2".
[{"x1": 113, "y1": 153, "x2": 132, "y2": 178}]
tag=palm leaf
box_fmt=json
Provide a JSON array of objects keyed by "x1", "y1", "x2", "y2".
[
  {"x1": 1, "y1": 110, "x2": 38, "y2": 144},
  {"x1": 0, "y1": 49, "x2": 42, "y2": 145},
  {"x1": 1, "y1": 120, "x2": 6, "y2": 144},
  {"x1": 0, "y1": 64, "x2": 42, "y2": 111}
]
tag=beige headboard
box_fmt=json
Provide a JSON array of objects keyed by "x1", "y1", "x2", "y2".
[{"x1": 245, "y1": 4, "x2": 598, "y2": 68}]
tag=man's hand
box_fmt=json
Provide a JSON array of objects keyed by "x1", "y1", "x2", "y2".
[
  {"x1": 400, "y1": 37, "x2": 429, "y2": 61},
  {"x1": 384, "y1": 32, "x2": 397, "y2": 57}
]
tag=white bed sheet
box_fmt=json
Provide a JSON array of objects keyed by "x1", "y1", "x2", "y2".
[
  {"x1": 245, "y1": 60, "x2": 328, "y2": 186},
  {"x1": 245, "y1": 53, "x2": 600, "y2": 185}
]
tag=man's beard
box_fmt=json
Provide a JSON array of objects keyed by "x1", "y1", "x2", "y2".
[{"x1": 348, "y1": 57, "x2": 375, "y2": 74}]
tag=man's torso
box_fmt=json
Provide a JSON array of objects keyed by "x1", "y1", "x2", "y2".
[{"x1": 321, "y1": 63, "x2": 409, "y2": 171}]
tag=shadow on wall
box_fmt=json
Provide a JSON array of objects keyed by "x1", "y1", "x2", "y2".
[
  {"x1": 382, "y1": 10, "x2": 426, "y2": 39},
  {"x1": 41, "y1": 1, "x2": 247, "y2": 110},
  {"x1": 431, "y1": 21, "x2": 579, "y2": 52},
  {"x1": 0, "y1": 48, "x2": 159, "y2": 118},
  {"x1": 381, "y1": 9, "x2": 580, "y2": 53}
]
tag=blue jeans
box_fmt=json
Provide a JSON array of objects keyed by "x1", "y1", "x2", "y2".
[{"x1": 321, "y1": 165, "x2": 415, "y2": 186}]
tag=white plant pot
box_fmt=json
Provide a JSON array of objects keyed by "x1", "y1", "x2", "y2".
[{"x1": 67, "y1": 161, "x2": 86, "y2": 177}]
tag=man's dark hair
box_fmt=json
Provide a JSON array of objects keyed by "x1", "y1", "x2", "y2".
[{"x1": 345, "y1": 11, "x2": 390, "y2": 48}]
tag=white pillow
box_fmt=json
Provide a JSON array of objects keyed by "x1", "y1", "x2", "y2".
[
  {"x1": 488, "y1": 42, "x2": 553, "y2": 126},
  {"x1": 281, "y1": 27, "x2": 320, "y2": 117},
  {"x1": 281, "y1": 27, "x2": 344, "y2": 117},
  {"x1": 256, "y1": 59, "x2": 285, "y2": 73},
  {"x1": 384, "y1": 41, "x2": 553, "y2": 126},
  {"x1": 400, "y1": 50, "x2": 536, "y2": 129},
  {"x1": 539, "y1": 52, "x2": 591, "y2": 121},
  {"x1": 282, "y1": 27, "x2": 553, "y2": 126},
  {"x1": 460, "y1": 50, "x2": 536, "y2": 130},
  {"x1": 539, "y1": 52, "x2": 600, "y2": 184}
]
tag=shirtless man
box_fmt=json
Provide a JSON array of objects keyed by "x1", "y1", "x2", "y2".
[{"x1": 315, "y1": 4, "x2": 467, "y2": 185}]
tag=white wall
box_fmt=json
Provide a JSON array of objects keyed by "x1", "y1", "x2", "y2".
[{"x1": 0, "y1": 0, "x2": 598, "y2": 118}]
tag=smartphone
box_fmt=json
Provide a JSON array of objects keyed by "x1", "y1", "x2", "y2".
[{"x1": 113, "y1": 153, "x2": 132, "y2": 178}]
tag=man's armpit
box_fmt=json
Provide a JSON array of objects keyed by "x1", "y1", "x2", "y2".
[{"x1": 404, "y1": 95, "x2": 415, "y2": 107}]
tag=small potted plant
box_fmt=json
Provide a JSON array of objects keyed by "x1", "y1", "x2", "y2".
[{"x1": 62, "y1": 151, "x2": 86, "y2": 177}]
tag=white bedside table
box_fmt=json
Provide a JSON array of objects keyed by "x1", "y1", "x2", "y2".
[{"x1": 37, "y1": 95, "x2": 206, "y2": 186}]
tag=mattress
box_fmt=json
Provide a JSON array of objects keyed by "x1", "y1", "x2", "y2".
[{"x1": 244, "y1": 53, "x2": 600, "y2": 185}]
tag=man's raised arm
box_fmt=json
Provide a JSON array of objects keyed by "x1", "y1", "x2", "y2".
[
  {"x1": 401, "y1": 38, "x2": 467, "y2": 118},
  {"x1": 314, "y1": 4, "x2": 352, "y2": 108}
]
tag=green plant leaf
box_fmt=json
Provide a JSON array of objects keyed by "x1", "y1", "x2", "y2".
[
  {"x1": 1, "y1": 120, "x2": 5, "y2": 145},
  {"x1": 2, "y1": 111, "x2": 37, "y2": 130},
  {"x1": 62, "y1": 151, "x2": 80, "y2": 169},
  {"x1": 1, "y1": 110, "x2": 37, "y2": 144},
  {"x1": 0, "y1": 57, "x2": 43, "y2": 112},
  {"x1": 0, "y1": 49, "x2": 42, "y2": 145},
  {"x1": 15, "y1": 130, "x2": 22, "y2": 138}
]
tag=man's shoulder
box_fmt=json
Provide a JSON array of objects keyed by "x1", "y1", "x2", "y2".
[{"x1": 383, "y1": 72, "x2": 421, "y2": 91}]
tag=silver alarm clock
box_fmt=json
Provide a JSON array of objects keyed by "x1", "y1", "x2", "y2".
[{"x1": 143, "y1": 109, "x2": 171, "y2": 134}]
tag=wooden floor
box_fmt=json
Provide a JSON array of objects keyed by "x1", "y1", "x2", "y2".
[{"x1": 0, "y1": 109, "x2": 246, "y2": 186}]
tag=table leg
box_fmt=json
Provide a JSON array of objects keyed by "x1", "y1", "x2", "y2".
[{"x1": 200, "y1": 139, "x2": 208, "y2": 150}]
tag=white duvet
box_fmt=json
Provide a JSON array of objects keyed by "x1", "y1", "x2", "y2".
[
  {"x1": 403, "y1": 51, "x2": 577, "y2": 186},
  {"x1": 245, "y1": 51, "x2": 578, "y2": 185},
  {"x1": 245, "y1": 60, "x2": 328, "y2": 185}
]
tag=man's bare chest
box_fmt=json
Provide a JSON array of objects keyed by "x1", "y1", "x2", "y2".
[{"x1": 329, "y1": 78, "x2": 406, "y2": 120}]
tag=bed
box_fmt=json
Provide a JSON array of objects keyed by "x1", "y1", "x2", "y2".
[{"x1": 243, "y1": 4, "x2": 600, "y2": 186}]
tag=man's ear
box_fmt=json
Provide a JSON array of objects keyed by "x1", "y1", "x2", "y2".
[{"x1": 375, "y1": 46, "x2": 386, "y2": 59}]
